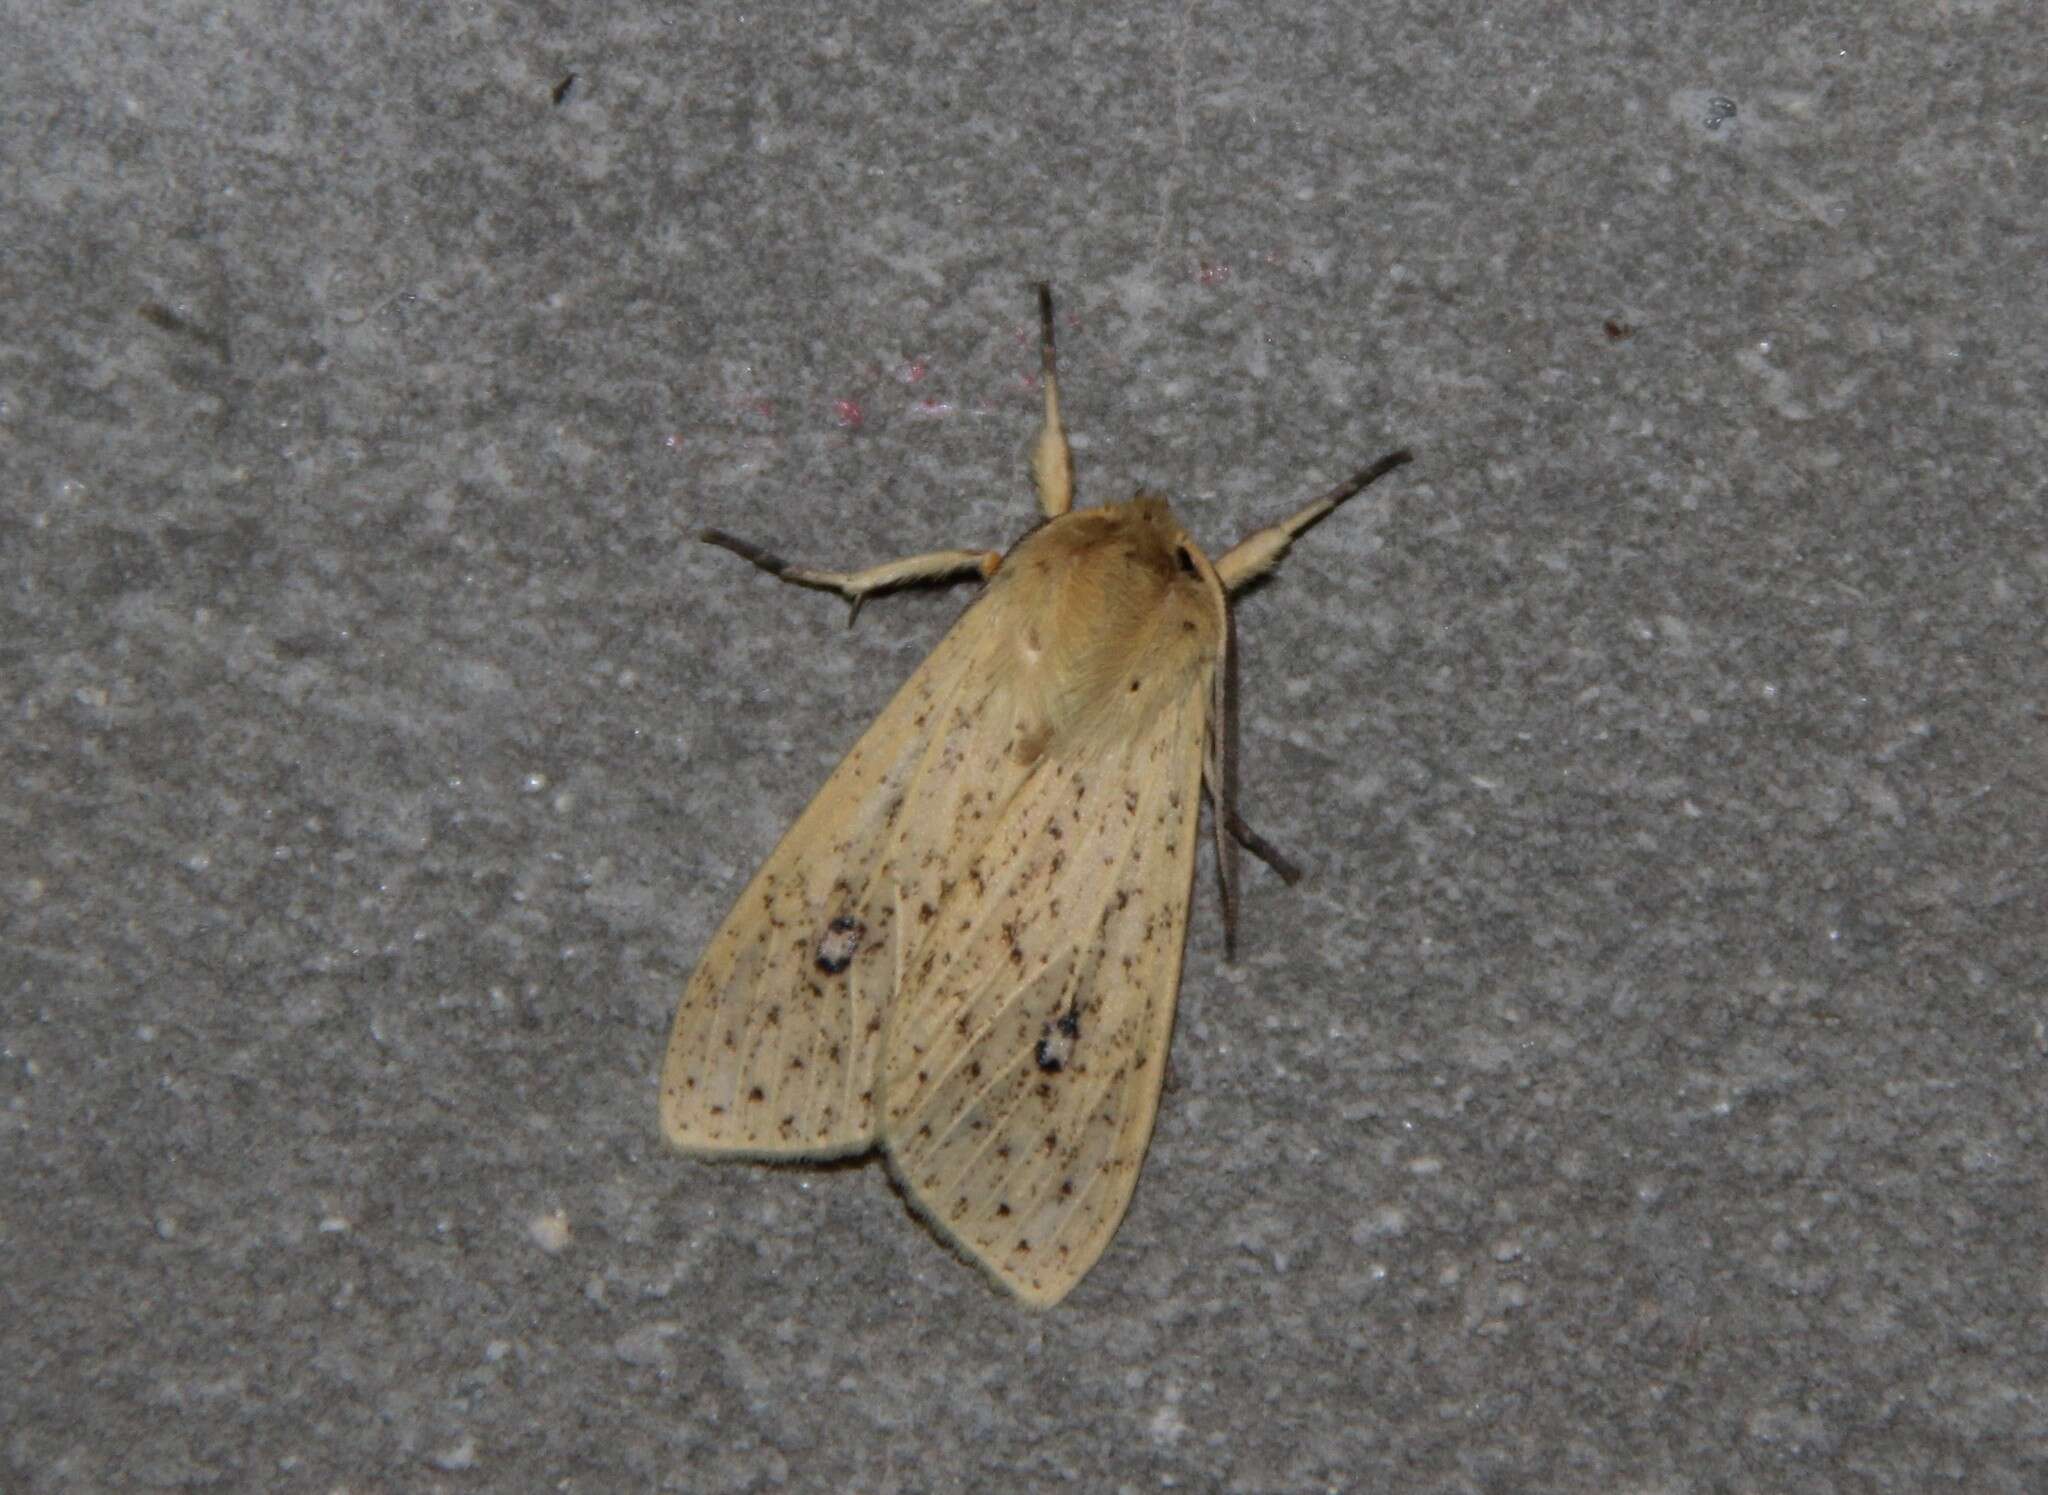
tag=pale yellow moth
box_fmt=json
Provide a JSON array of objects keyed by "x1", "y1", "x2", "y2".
[{"x1": 662, "y1": 286, "x2": 1410, "y2": 1306}]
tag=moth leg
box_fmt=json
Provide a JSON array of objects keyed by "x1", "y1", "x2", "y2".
[
  {"x1": 1204, "y1": 617, "x2": 1304, "y2": 961},
  {"x1": 1205, "y1": 775, "x2": 1304, "y2": 961},
  {"x1": 702, "y1": 531, "x2": 1000, "y2": 626},
  {"x1": 1203, "y1": 686, "x2": 1243, "y2": 960},
  {"x1": 1030, "y1": 282, "x2": 1075, "y2": 520},
  {"x1": 1214, "y1": 449, "x2": 1413, "y2": 592},
  {"x1": 1224, "y1": 807, "x2": 1302, "y2": 885}
]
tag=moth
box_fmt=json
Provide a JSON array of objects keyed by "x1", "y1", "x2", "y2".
[{"x1": 661, "y1": 286, "x2": 1410, "y2": 1306}]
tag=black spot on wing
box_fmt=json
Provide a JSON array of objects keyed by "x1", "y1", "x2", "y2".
[
  {"x1": 814, "y1": 915, "x2": 865, "y2": 975},
  {"x1": 1033, "y1": 1004, "x2": 1082, "y2": 1073}
]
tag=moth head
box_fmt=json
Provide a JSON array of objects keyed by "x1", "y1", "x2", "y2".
[{"x1": 995, "y1": 493, "x2": 1227, "y2": 741}]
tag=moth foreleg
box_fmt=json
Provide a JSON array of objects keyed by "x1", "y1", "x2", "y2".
[
  {"x1": 1214, "y1": 449, "x2": 1413, "y2": 592},
  {"x1": 702, "y1": 531, "x2": 1001, "y2": 626}
]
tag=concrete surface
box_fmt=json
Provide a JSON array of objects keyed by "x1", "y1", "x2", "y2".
[{"x1": 4, "y1": 1, "x2": 2043, "y2": 1489}]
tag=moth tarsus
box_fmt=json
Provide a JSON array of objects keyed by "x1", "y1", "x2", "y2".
[
  {"x1": 1294, "y1": 450, "x2": 1416, "y2": 545},
  {"x1": 137, "y1": 301, "x2": 188, "y2": 335},
  {"x1": 701, "y1": 530, "x2": 863, "y2": 625},
  {"x1": 1341, "y1": 449, "x2": 1413, "y2": 501},
  {"x1": 701, "y1": 529, "x2": 791, "y2": 575},
  {"x1": 1225, "y1": 809, "x2": 1303, "y2": 886},
  {"x1": 663, "y1": 284, "x2": 1409, "y2": 1305}
]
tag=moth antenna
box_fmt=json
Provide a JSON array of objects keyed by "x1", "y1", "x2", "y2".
[{"x1": 1031, "y1": 282, "x2": 1075, "y2": 518}]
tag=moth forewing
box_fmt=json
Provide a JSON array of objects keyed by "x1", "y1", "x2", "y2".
[
  {"x1": 876, "y1": 502, "x2": 1225, "y2": 1305},
  {"x1": 659, "y1": 604, "x2": 1040, "y2": 1159},
  {"x1": 880, "y1": 707, "x2": 1208, "y2": 1306}
]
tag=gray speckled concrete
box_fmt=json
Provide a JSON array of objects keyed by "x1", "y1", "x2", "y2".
[{"x1": 5, "y1": 3, "x2": 2042, "y2": 1490}]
